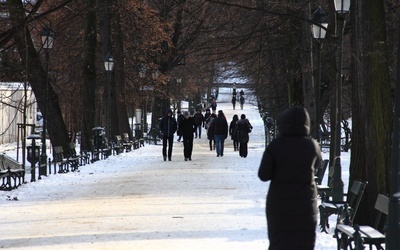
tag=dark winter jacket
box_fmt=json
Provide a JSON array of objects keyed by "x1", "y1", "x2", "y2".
[
  {"x1": 229, "y1": 115, "x2": 239, "y2": 141},
  {"x1": 176, "y1": 113, "x2": 184, "y2": 135},
  {"x1": 258, "y1": 106, "x2": 322, "y2": 249},
  {"x1": 179, "y1": 116, "x2": 196, "y2": 138},
  {"x1": 210, "y1": 113, "x2": 228, "y2": 138},
  {"x1": 159, "y1": 110, "x2": 177, "y2": 138},
  {"x1": 194, "y1": 112, "x2": 204, "y2": 126},
  {"x1": 236, "y1": 118, "x2": 252, "y2": 143}
]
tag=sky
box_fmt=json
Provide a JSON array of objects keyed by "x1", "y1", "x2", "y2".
[{"x1": 0, "y1": 88, "x2": 349, "y2": 249}]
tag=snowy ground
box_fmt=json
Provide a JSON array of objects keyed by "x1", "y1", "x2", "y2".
[{"x1": 0, "y1": 89, "x2": 346, "y2": 249}]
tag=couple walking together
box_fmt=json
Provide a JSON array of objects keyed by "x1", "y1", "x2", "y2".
[
  {"x1": 208, "y1": 110, "x2": 252, "y2": 158},
  {"x1": 159, "y1": 109, "x2": 196, "y2": 161}
]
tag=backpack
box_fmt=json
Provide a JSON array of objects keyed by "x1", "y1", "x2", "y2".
[{"x1": 239, "y1": 122, "x2": 251, "y2": 134}]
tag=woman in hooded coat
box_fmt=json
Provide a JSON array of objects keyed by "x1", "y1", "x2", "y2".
[{"x1": 258, "y1": 106, "x2": 322, "y2": 250}]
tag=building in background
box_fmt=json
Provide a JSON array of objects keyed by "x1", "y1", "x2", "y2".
[{"x1": 0, "y1": 82, "x2": 37, "y2": 144}]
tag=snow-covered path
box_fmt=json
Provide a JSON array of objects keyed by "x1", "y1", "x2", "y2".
[{"x1": 0, "y1": 89, "x2": 338, "y2": 249}]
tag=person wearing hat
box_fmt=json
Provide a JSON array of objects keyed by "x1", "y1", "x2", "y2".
[
  {"x1": 179, "y1": 111, "x2": 196, "y2": 161},
  {"x1": 159, "y1": 109, "x2": 177, "y2": 161}
]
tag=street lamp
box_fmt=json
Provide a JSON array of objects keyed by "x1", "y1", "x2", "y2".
[
  {"x1": 39, "y1": 27, "x2": 55, "y2": 178},
  {"x1": 332, "y1": 0, "x2": 350, "y2": 202},
  {"x1": 311, "y1": 6, "x2": 329, "y2": 142},
  {"x1": 104, "y1": 53, "x2": 114, "y2": 140}
]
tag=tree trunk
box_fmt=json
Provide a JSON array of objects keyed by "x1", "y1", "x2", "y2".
[
  {"x1": 98, "y1": 0, "x2": 116, "y2": 141},
  {"x1": 113, "y1": 9, "x2": 131, "y2": 138},
  {"x1": 81, "y1": 0, "x2": 97, "y2": 152},
  {"x1": 350, "y1": 0, "x2": 392, "y2": 225},
  {"x1": 300, "y1": 1, "x2": 317, "y2": 139},
  {"x1": 7, "y1": 0, "x2": 70, "y2": 154}
]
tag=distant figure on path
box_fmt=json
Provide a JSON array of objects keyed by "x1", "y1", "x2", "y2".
[
  {"x1": 176, "y1": 110, "x2": 184, "y2": 142},
  {"x1": 258, "y1": 106, "x2": 322, "y2": 250},
  {"x1": 193, "y1": 109, "x2": 204, "y2": 139},
  {"x1": 206, "y1": 113, "x2": 217, "y2": 151},
  {"x1": 229, "y1": 114, "x2": 239, "y2": 151},
  {"x1": 210, "y1": 110, "x2": 228, "y2": 157},
  {"x1": 231, "y1": 96, "x2": 236, "y2": 110},
  {"x1": 239, "y1": 95, "x2": 245, "y2": 110},
  {"x1": 236, "y1": 114, "x2": 252, "y2": 157},
  {"x1": 179, "y1": 111, "x2": 196, "y2": 161},
  {"x1": 159, "y1": 109, "x2": 177, "y2": 161},
  {"x1": 210, "y1": 98, "x2": 217, "y2": 114}
]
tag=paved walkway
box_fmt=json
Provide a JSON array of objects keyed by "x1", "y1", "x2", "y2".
[{"x1": 0, "y1": 92, "x2": 270, "y2": 249}]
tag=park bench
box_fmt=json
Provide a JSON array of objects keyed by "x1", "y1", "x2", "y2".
[
  {"x1": 319, "y1": 180, "x2": 368, "y2": 233},
  {"x1": 90, "y1": 135, "x2": 111, "y2": 162},
  {"x1": 53, "y1": 146, "x2": 70, "y2": 173},
  {"x1": 335, "y1": 194, "x2": 389, "y2": 250},
  {"x1": 0, "y1": 154, "x2": 25, "y2": 191},
  {"x1": 122, "y1": 133, "x2": 133, "y2": 152},
  {"x1": 113, "y1": 135, "x2": 124, "y2": 155},
  {"x1": 67, "y1": 142, "x2": 89, "y2": 169},
  {"x1": 315, "y1": 159, "x2": 329, "y2": 185},
  {"x1": 317, "y1": 164, "x2": 335, "y2": 197}
]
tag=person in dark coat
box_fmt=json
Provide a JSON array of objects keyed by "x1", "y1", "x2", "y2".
[
  {"x1": 258, "y1": 106, "x2": 322, "y2": 250},
  {"x1": 206, "y1": 113, "x2": 217, "y2": 151},
  {"x1": 237, "y1": 114, "x2": 253, "y2": 158},
  {"x1": 229, "y1": 114, "x2": 239, "y2": 151},
  {"x1": 179, "y1": 111, "x2": 196, "y2": 161},
  {"x1": 239, "y1": 95, "x2": 245, "y2": 110},
  {"x1": 159, "y1": 109, "x2": 177, "y2": 161},
  {"x1": 210, "y1": 110, "x2": 228, "y2": 157},
  {"x1": 193, "y1": 109, "x2": 204, "y2": 139},
  {"x1": 176, "y1": 110, "x2": 184, "y2": 142}
]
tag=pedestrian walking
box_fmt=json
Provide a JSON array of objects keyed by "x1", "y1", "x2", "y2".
[
  {"x1": 239, "y1": 95, "x2": 245, "y2": 110},
  {"x1": 237, "y1": 114, "x2": 252, "y2": 158},
  {"x1": 210, "y1": 98, "x2": 217, "y2": 114},
  {"x1": 231, "y1": 96, "x2": 236, "y2": 110},
  {"x1": 229, "y1": 114, "x2": 239, "y2": 151},
  {"x1": 206, "y1": 113, "x2": 217, "y2": 151},
  {"x1": 258, "y1": 106, "x2": 322, "y2": 250},
  {"x1": 203, "y1": 108, "x2": 211, "y2": 128},
  {"x1": 179, "y1": 111, "x2": 196, "y2": 161},
  {"x1": 193, "y1": 109, "x2": 204, "y2": 139},
  {"x1": 176, "y1": 110, "x2": 184, "y2": 142},
  {"x1": 210, "y1": 110, "x2": 228, "y2": 157},
  {"x1": 159, "y1": 109, "x2": 177, "y2": 161}
]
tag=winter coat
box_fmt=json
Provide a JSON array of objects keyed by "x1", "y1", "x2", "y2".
[
  {"x1": 194, "y1": 112, "x2": 204, "y2": 126},
  {"x1": 179, "y1": 116, "x2": 196, "y2": 138},
  {"x1": 159, "y1": 111, "x2": 177, "y2": 138},
  {"x1": 176, "y1": 114, "x2": 184, "y2": 136},
  {"x1": 229, "y1": 118, "x2": 238, "y2": 141},
  {"x1": 258, "y1": 106, "x2": 322, "y2": 249},
  {"x1": 236, "y1": 118, "x2": 252, "y2": 143},
  {"x1": 206, "y1": 116, "x2": 216, "y2": 140},
  {"x1": 210, "y1": 114, "x2": 228, "y2": 138},
  {"x1": 203, "y1": 110, "x2": 211, "y2": 127}
]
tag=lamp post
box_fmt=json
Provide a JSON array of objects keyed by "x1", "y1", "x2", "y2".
[
  {"x1": 39, "y1": 27, "x2": 55, "y2": 178},
  {"x1": 331, "y1": 0, "x2": 350, "y2": 202},
  {"x1": 176, "y1": 78, "x2": 182, "y2": 111},
  {"x1": 139, "y1": 69, "x2": 146, "y2": 137},
  {"x1": 386, "y1": 17, "x2": 400, "y2": 250},
  {"x1": 311, "y1": 6, "x2": 328, "y2": 143},
  {"x1": 104, "y1": 53, "x2": 115, "y2": 140}
]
